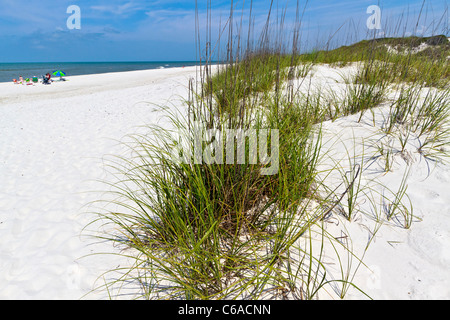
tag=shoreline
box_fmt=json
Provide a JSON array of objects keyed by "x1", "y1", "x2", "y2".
[{"x1": 0, "y1": 61, "x2": 204, "y2": 84}]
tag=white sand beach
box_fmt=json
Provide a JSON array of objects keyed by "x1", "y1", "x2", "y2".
[
  {"x1": 0, "y1": 67, "x2": 198, "y2": 299},
  {"x1": 0, "y1": 65, "x2": 449, "y2": 300}
]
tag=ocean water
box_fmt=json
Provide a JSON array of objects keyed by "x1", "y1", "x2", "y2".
[{"x1": 0, "y1": 61, "x2": 199, "y2": 83}]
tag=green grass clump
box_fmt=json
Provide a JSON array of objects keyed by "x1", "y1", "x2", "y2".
[{"x1": 91, "y1": 90, "x2": 326, "y2": 299}]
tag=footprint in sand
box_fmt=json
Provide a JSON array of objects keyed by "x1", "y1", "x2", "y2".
[{"x1": 425, "y1": 189, "x2": 440, "y2": 199}]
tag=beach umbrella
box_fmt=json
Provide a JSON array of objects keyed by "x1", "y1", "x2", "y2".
[{"x1": 52, "y1": 70, "x2": 66, "y2": 77}]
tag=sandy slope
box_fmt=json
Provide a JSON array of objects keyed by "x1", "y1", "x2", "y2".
[
  {"x1": 0, "y1": 65, "x2": 448, "y2": 299},
  {"x1": 294, "y1": 65, "x2": 450, "y2": 299},
  {"x1": 316, "y1": 108, "x2": 450, "y2": 300}
]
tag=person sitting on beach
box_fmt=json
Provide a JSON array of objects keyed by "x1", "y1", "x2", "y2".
[
  {"x1": 42, "y1": 74, "x2": 51, "y2": 85},
  {"x1": 19, "y1": 76, "x2": 24, "y2": 84}
]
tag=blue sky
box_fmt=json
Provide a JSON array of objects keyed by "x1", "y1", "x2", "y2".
[{"x1": 0, "y1": 0, "x2": 448, "y2": 62}]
